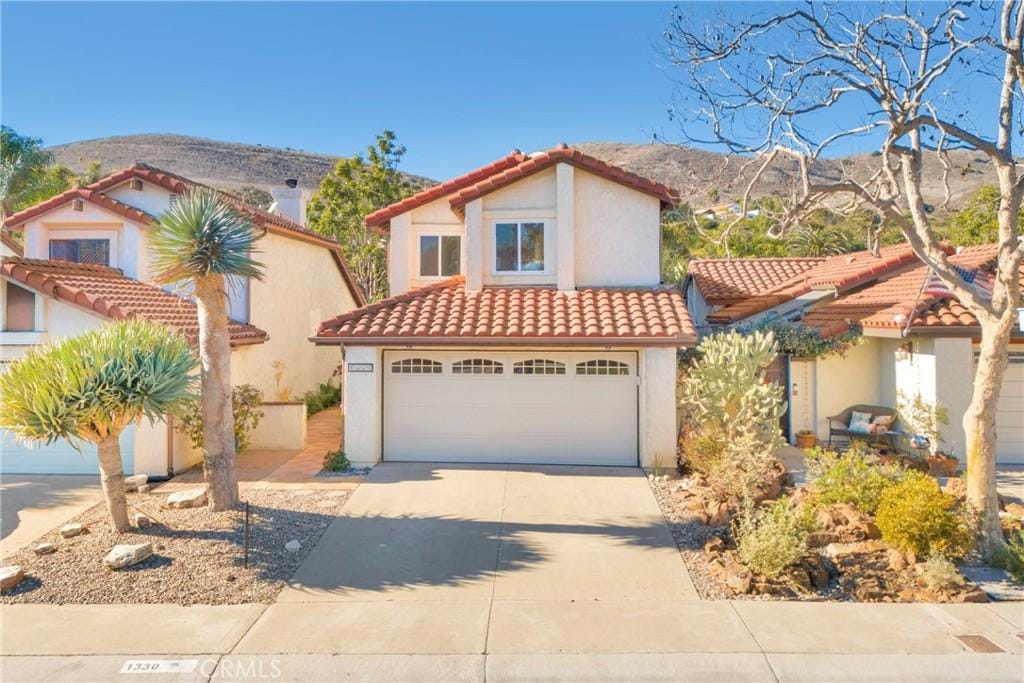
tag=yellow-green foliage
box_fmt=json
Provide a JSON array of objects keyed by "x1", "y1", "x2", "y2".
[
  {"x1": 875, "y1": 472, "x2": 972, "y2": 558},
  {"x1": 994, "y1": 531, "x2": 1024, "y2": 582},
  {"x1": 806, "y1": 444, "x2": 907, "y2": 514},
  {"x1": 735, "y1": 499, "x2": 812, "y2": 579},
  {"x1": 177, "y1": 384, "x2": 265, "y2": 455}
]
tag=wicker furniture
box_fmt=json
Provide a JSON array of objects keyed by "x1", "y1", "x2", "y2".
[{"x1": 827, "y1": 404, "x2": 898, "y2": 447}]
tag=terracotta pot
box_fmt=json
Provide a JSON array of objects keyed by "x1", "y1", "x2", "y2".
[
  {"x1": 796, "y1": 433, "x2": 817, "y2": 449},
  {"x1": 928, "y1": 454, "x2": 959, "y2": 477}
]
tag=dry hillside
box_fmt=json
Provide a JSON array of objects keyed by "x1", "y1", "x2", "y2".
[{"x1": 49, "y1": 134, "x2": 996, "y2": 209}]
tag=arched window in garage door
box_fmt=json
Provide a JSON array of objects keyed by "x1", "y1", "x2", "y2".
[
  {"x1": 452, "y1": 358, "x2": 504, "y2": 375},
  {"x1": 512, "y1": 359, "x2": 566, "y2": 375},
  {"x1": 391, "y1": 358, "x2": 443, "y2": 374},
  {"x1": 576, "y1": 359, "x2": 630, "y2": 376}
]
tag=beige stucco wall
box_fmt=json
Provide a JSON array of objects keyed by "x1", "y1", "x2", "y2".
[
  {"x1": 249, "y1": 402, "x2": 308, "y2": 450},
  {"x1": 811, "y1": 338, "x2": 882, "y2": 440},
  {"x1": 235, "y1": 231, "x2": 356, "y2": 399}
]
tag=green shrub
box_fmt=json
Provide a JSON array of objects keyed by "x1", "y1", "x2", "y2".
[
  {"x1": 177, "y1": 384, "x2": 264, "y2": 454},
  {"x1": 875, "y1": 472, "x2": 972, "y2": 558},
  {"x1": 304, "y1": 381, "x2": 341, "y2": 416},
  {"x1": 323, "y1": 448, "x2": 351, "y2": 472},
  {"x1": 806, "y1": 443, "x2": 907, "y2": 514},
  {"x1": 679, "y1": 425, "x2": 728, "y2": 475},
  {"x1": 734, "y1": 499, "x2": 812, "y2": 578},
  {"x1": 994, "y1": 531, "x2": 1024, "y2": 583},
  {"x1": 915, "y1": 556, "x2": 966, "y2": 591}
]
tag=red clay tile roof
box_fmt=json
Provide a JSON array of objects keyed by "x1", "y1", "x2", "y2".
[
  {"x1": 2, "y1": 230, "x2": 23, "y2": 256},
  {"x1": 315, "y1": 276, "x2": 697, "y2": 346},
  {"x1": 2, "y1": 164, "x2": 365, "y2": 306},
  {"x1": 449, "y1": 144, "x2": 677, "y2": 211},
  {"x1": 364, "y1": 151, "x2": 527, "y2": 230},
  {"x1": 1, "y1": 256, "x2": 268, "y2": 346},
  {"x1": 706, "y1": 244, "x2": 926, "y2": 324},
  {"x1": 688, "y1": 257, "x2": 824, "y2": 306},
  {"x1": 804, "y1": 244, "x2": 1016, "y2": 336}
]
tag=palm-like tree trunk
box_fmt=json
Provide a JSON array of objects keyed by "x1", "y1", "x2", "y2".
[
  {"x1": 96, "y1": 432, "x2": 130, "y2": 532},
  {"x1": 195, "y1": 274, "x2": 239, "y2": 510}
]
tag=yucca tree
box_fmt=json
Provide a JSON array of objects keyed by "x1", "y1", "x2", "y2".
[
  {"x1": 0, "y1": 321, "x2": 197, "y2": 531},
  {"x1": 149, "y1": 189, "x2": 264, "y2": 511}
]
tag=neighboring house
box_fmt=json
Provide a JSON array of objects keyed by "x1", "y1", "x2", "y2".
[
  {"x1": 686, "y1": 244, "x2": 1024, "y2": 464},
  {"x1": 698, "y1": 203, "x2": 760, "y2": 222},
  {"x1": 313, "y1": 144, "x2": 697, "y2": 468},
  {"x1": 1, "y1": 164, "x2": 364, "y2": 476}
]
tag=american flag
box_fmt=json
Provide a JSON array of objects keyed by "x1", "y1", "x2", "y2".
[{"x1": 922, "y1": 265, "x2": 994, "y2": 301}]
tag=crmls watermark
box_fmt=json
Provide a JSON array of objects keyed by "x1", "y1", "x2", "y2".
[{"x1": 120, "y1": 659, "x2": 282, "y2": 679}]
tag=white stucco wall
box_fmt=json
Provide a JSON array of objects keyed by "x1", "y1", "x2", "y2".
[
  {"x1": 685, "y1": 281, "x2": 713, "y2": 329},
  {"x1": 106, "y1": 180, "x2": 175, "y2": 217},
  {"x1": 20, "y1": 203, "x2": 147, "y2": 279},
  {"x1": 812, "y1": 338, "x2": 881, "y2": 439},
  {"x1": 340, "y1": 345, "x2": 382, "y2": 466},
  {"x1": 248, "y1": 402, "x2": 308, "y2": 451},
  {"x1": 640, "y1": 347, "x2": 679, "y2": 470}
]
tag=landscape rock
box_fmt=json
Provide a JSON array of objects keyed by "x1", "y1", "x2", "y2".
[
  {"x1": 942, "y1": 477, "x2": 967, "y2": 501},
  {"x1": 703, "y1": 536, "x2": 726, "y2": 554},
  {"x1": 823, "y1": 540, "x2": 887, "y2": 560},
  {"x1": 166, "y1": 487, "x2": 207, "y2": 509},
  {"x1": 708, "y1": 502, "x2": 732, "y2": 527},
  {"x1": 104, "y1": 543, "x2": 153, "y2": 570},
  {"x1": 808, "y1": 530, "x2": 841, "y2": 548},
  {"x1": 124, "y1": 474, "x2": 148, "y2": 492},
  {"x1": 956, "y1": 585, "x2": 991, "y2": 603},
  {"x1": 59, "y1": 523, "x2": 86, "y2": 539},
  {"x1": 0, "y1": 565, "x2": 25, "y2": 591},
  {"x1": 33, "y1": 543, "x2": 57, "y2": 556},
  {"x1": 133, "y1": 513, "x2": 152, "y2": 528},
  {"x1": 888, "y1": 549, "x2": 909, "y2": 572},
  {"x1": 1004, "y1": 502, "x2": 1024, "y2": 519},
  {"x1": 711, "y1": 554, "x2": 752, "y2": 595},
  {"x1": 285, "y1": 540, "x2": 301, "y2": 552}
]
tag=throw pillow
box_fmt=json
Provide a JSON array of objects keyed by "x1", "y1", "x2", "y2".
[{"x1": 848, "y1": 411, "x2": 873, "y2": 433}]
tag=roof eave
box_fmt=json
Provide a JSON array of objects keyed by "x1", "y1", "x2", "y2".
[{"x1": 309, "y1": 335, "x2": 694, "y2": 348}]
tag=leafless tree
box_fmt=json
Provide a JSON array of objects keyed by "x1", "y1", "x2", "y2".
[{"x1": 666, "y1": 0, "x2": 1023, "y2": 558}]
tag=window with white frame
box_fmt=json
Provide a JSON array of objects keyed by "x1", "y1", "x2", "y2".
[
  {"x1": 495, "y1": 222, "x2": 544, "y2": 273},
  {"x1": 576, "y1": 359, "x2": 630, "y2": 376},
  {"x1": 391, "y1": 358, "x2": 443, "y2": 374},
  {"x1": 419, "y1": 235, "x2": 461, "y2": 277},
  {"x1": 49, "y1": 239, "x2": 110, "y2": 265},
  {"x1": 452, "y1": 358, "x2": 504, "y2": 375},
  {"x1": 513, "y1": 359, "x2": 565, "y2": 375}
]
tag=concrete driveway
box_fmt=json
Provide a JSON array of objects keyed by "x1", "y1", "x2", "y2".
[
  {"x1": 0, "y1": 474, "x2": 102, "y2": 559},
  {"x1": 240, "y1": 463, "x2": 714, "y2": 654}
]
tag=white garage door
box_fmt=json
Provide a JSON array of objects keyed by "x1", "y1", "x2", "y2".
[
  {"x1": 0, "y1": 425, "x2": 135, "y2": 475},
  {"x1": 994, "y1": 351, "x2": 1024, "y2": 464},
  {"x1": 383, "y1": 350, "x2": 638, "y2": 466}
]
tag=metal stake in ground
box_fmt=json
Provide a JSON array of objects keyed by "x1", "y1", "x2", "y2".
[{"x1": 243, "y1": 500, "x2": 250, "y2": 568}]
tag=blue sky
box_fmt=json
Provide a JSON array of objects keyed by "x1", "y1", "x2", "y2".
[
  {"x1": 2, "y1": 2, "x2": 681, "y2": 178},
  {"x1": 0, "y1": 2, "x2": 1009, "y2": 180}
]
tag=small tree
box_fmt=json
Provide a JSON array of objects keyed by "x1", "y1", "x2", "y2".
[
  {"x1": 306, "y1": 131, "x2": 414, "y2": 302},
  {"x1": 150, "y1": 189, "x2": 265, "y2": 511},
  {"x1": 0, "y1": 321, "x2": 197, "y2": 531}
]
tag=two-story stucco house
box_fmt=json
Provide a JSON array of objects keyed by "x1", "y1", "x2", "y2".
[
  {"x1": 313, "y1": 145, "x2": 697, "y2": 468},
  {"x1": 1, "y1": 164, "x2": 364, "y2": 476}
]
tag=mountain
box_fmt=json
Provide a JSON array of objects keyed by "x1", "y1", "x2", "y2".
[{"x1": 49, "y1": 134, "x2": 996, "y2": 209}]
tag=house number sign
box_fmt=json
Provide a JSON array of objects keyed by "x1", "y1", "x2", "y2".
[{"x1": 347, "y1": 363, "x2": 374, "y2": 372}]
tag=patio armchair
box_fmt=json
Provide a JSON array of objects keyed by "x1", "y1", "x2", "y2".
[{"x1": 827, "y1": 404, "x2": 898, "y2": 447}]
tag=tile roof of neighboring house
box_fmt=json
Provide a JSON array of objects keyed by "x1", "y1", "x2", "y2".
[
  {"x1": 364, "y1": 151, "x2": 528, "y2": 230},
  {"x1": 2, "y1": 164, "x2": 365, "y2": 306},
  {"x1": 448, "y1": 144, "x2": 678, "y2": 211},
  {"x1": 314, "y1": 277, "x2": 697, "y2": 346},
  {"x1": 688, "y1": 257, "x2": 825, "y2": 306},
  {"x1": 2, "y1": 230, "x2": 24, "y2": 256},
  {"x1": 804, "y1": 244, "x2": 1016, "y2": 336},
  {"x1": 706, "y1": 244, "x2": 925, "y2": 324},
  {"x1": 1, "y1": 257, "x2": 268, "y2": 346}
]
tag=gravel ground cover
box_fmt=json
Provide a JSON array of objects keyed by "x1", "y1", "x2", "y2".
[{"x1": 0, "y1": 487, "x2": 350, "y2": 605}]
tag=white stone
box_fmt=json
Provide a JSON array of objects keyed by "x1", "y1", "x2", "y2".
[
  {"x1": 0, "y1": 565, "x2": 25, "y2": 590},
  {"x1": 59, "y1": 523, "x2": 86, "y2": 538},
  {"x1": 285, "y1": 540, "x2": 301, "y2": 552},
  {"x1": 133, "y1": 513, "x2": 152, "y2": 528},
  {"x1": 137, "y1": 484, "x2": 151, "y2": 494},
  {"x1": 104, "y1": 543, "x2": 153, "y2": 570},
  {"x1": 124, "y1": 474, "x2": 149, "y2": 492},
  {"x1": 33, "y1": 543, "x2": 57, "y2": 555},
  {"x1": 166, "y1": 487, "x2": 207, "y2": 509}
]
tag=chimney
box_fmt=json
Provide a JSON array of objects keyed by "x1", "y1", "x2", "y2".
[{"x1": 269, "y1": 179, "x2": 307, "y2": 226}]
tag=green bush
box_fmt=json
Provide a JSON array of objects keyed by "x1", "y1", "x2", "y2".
[
  {"x1": 322, "y1": 448, "x2": 351, "y2": 472},
  {"x1": 875, "y1": 472, "x2": 972, "y2": 558},
  {"x1": 915, "y1": 556, "x2": 966, "y2": 591},
  {"x1": 679, "y1": 424, "x2": 728, "y2": 475},
  {"x1": 304, "y1": 381, "x2": 341, "y2": 416},
  {"x1": 734, "y1": 499, "x2": 812, "y2": 578},
  {"x1": 806, "y1": 444, "x2": 907, "y2": 514},
  {"x1": 177, "y1": 384, "x2": 264, "y2": 454},
  {"x1": 994, "y1": 531, "x2": 1024, "y2": 583}
]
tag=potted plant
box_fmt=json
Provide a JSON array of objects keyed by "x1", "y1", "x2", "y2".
[
  {"x1": 795, "y1": 429, "x2": 817, "y2": 449},
  {"x1": 898, "y1": 392, "x2": 956, "y2": 477}
]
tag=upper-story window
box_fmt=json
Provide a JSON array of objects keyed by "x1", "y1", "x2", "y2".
[
  {"x1": 495, "y1": 222, "x2": 544, "y2": 273},
  {"x1": 49, "y1": 239, "x2": 110, "y2": 266},
  {"x1": 419, "y1": 235, "x2": 461, "y2": 278}
]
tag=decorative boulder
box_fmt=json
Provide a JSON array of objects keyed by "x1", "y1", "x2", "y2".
[
  {"x1": 104, "y1": 543, "x2": 153, "y2": 570},
  {"x1": 0, "y1": 565, "x2": 25, "y2": 591},
  {"x1": 59, "y1": 523, "x2": 86, "y2": 538},
  {"x1": 137, "y1": 484, "x2": 151, "y2": 494},
  {"x1": 166, "y1": 487, "x2": 207, "y2": 509},
  {"x1": 33, "y1": 543, "x2": 57, "y2": 556},
  {"x1": 124, "y1": 474, "x2": 149, "y2": 492},
  {"x1": 285, "y1": 540, "x2": 302, "y2": 552},
  {"x1": 133, "y1": 513, "x2": 152, "y2": 528}
]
